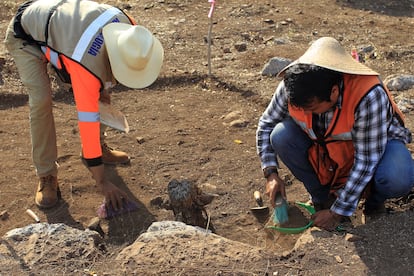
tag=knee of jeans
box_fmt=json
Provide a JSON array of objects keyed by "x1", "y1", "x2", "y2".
[
  {"x1": 270, "y1": 120, "x2": 310, "y2": 152},
  {"x1": 375, "y1": 173, "x2": 413, "y2": 197},
  {"x1": 270, "y1": 123, "x2": 290, "y2": 151}
]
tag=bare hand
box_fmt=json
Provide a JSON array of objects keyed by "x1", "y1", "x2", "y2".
[
  {"x1": 88, "y1": 164, "x2": 128, "y2": 210},
  {"x1": 265, "y1": 174, "x2": 286, "y2": 208},
  {"x1": 311, "y1": 209, "x2": 342, "y2": 231},
  {"x1": 101, "y1": 180, "x2": 128, "y2": 210}
]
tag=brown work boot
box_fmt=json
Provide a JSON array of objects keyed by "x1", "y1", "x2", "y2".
[
  {"x1": 35, "y1": 175, "x2": 60, "y2": 208},
  {"x1": 101, "y1": 143, "x2": 130, "y2": 165}
]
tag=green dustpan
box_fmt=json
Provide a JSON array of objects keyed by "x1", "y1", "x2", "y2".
[{"x1": 266, "y1": 201, "x2": 316, "y2": 234}]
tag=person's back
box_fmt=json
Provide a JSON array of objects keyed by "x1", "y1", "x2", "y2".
[{"x1": 20, "y1": 0, "x2": 133, "y2": 85}]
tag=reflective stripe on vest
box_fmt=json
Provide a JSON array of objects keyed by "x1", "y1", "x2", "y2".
[
  {"x1": 71, "y1": 7, "x2": 121, "y2": 62},
  {"x1": 291, "y1": 119, "x2": 318, "y2": 140},
  {"x1": 330, "y1": 132, "x2": 352, "y2": 140},
  {"x1": 41, "y1": 46, "x2": 61, "y2": 69},
  {"x1": 78, "y1": 111, "x2": 100, "y2": 123},
  {"x1": 292, "y1": 117, "x2": 353, "y2": 141}
]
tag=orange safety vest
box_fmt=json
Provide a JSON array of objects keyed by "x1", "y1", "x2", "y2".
[{"x1": 288, "y1": 74, "x2": 404, "y2": 191}]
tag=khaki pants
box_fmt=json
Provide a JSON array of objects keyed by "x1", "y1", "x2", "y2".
[{"x1": 4, "y1": 18, "x2": 58, "y2": 177}]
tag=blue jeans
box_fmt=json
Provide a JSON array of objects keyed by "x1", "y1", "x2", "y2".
[{"x1": 270, "y1": 118, "x2": 414, "y2": 206}]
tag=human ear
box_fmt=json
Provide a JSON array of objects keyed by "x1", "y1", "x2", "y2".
[{"x1": 330, "y1": 85, "x2": 339, "y2": 102}]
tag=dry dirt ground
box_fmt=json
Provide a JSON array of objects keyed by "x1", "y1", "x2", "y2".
[{"x1": 0, "y1": 0, "x2": 414, "y2": 275}]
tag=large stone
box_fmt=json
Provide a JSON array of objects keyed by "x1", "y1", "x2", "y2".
[
  {"x1": 2, "y1": 223, "x2": 104, "y2": 273},
  {"x1": 116, "y1": 221, "x2": 271, "y2": 274}
]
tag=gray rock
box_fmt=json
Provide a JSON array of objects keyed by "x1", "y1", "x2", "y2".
[
  {"x1": 2, "y1": 223, "x2": 104, "y2": 273},
  {"x1": 261, "y1": 57, "x2": 292, "y2": 76},
  {"x1": 115, "y1": 221, "x2": 268, "y2": 274},
  {"x1": 146, "y1": 221, "x2": 210, "y2": 236},
  {"x1": 395, "y1": 96, "x2": 414, "y2": 113},
  {"x1": 122, "y1": 221, "x2": 211, "y2": 244},
  {"x1": 274, "y1": 37, "x2": 290, "y2": 45},
  {"x1": 384, "y1": 74, "x2": 414, "y2": 91},
  {"x1": 234, "y1": 42, "x2": 247, "y2": 52}
]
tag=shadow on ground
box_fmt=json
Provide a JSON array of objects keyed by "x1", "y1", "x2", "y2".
[{"x1": 103, "y1": 165, "x2": 156, "y2": 246}]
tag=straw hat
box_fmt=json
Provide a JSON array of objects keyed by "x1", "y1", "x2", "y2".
[
  {"x1": 278, "y1": 37, "x2": 378, "y2": 77},
  {"x1": 103, "y1": 23, "x2": 164, "y2": 89}
]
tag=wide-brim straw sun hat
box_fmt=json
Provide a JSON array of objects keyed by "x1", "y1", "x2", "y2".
[
  {"x1": 278, "y1": 37, "x2": 378, "y2": 77},
  {"x1": 103, "y1": 23, "x2": 164, "y2": 89}
]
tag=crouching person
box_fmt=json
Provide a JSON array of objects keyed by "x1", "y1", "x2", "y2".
[{"x1": 256, "y1": 37, "x2": 413, "y2": 230}]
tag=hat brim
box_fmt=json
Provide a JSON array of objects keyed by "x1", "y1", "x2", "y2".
[
  {"x1": 277, "y1": 37, "x2": 378, "y2": 78},
  {"x1": 103, "y1": 23, "x2": 164, "y2": 89}
]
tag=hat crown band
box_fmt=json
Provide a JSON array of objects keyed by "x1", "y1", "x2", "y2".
[{"x1": 117, "y1": 27, "x2": 154, "y2": 71}]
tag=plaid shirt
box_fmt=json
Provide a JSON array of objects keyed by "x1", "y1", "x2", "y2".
[{"x1": 256, "y1": 80, "x2": 412, "y2": 216}]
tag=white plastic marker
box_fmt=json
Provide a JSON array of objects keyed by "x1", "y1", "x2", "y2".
[
  {"x1": 26, "y1": 209, "x2": 40, "y2": 223},
  {"x1": 207, "y1": 0, "x2": 216, "y2": 76},
  {"x1": 208, "y1": 0, "x2": 216, "y2": 18}
]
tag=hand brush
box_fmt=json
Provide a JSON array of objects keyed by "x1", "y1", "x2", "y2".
[
  {"x1": 272, "y1": 192, "x2": 289, "y2": 225},
  {"x1": 97, "y1": 200, "x2": 139, "y2": 219}
]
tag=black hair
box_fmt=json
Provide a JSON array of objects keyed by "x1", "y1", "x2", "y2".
[{"x1": 283, "y1": 64, "x2": 343, "y2": 108}]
